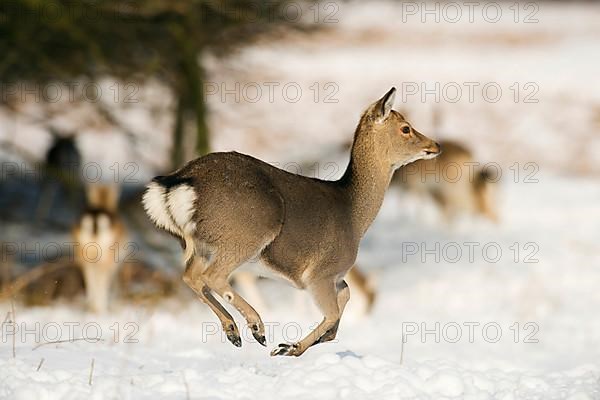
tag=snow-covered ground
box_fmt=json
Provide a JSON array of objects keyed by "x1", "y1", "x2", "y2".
[
  {"x1": 2, "y1": 1, "x2": 600, "y2": 399},
  {"x1": 2, "y1": 172, "x2": 600, "y2": 399}
]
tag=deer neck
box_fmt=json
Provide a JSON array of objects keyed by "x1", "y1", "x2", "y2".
[{"x1": 338, "y1": 132, "x2": 392, "y2": 238}]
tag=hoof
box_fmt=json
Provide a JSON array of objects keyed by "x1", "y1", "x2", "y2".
[
  {"x1": 250, "y1": 323, "x2": 266, "y2": 347},
  {"x1": 227, "y1": 332, "x2": 242, "y2": 347},
  {"x1": 270, "y1": 343, "x2": 300, "y2": 357},
  {"x1": 225, "y1": 323, "x2": 242, "y2": 348},
  {"x1": 253, "y1": 332, "x2": 267, "y2": 347}
]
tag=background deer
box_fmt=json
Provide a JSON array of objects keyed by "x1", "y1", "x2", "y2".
[
  {"x1": 73, "y1": 184, "x2": 126, "y2": 313},
  {"x1": 393, "y1": 140, "x2": 499, "y2": 222},
  {"x1": 143, "y1": 87, "x2": 440, "y2": 356}
]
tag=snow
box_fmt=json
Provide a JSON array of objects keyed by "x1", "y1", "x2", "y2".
[
  {"x1": 2, "y1": 171, "x2": 600, "y2": 399},
  {"x1": 2, "y1": 1, "x2": 600, "y2": 399}
]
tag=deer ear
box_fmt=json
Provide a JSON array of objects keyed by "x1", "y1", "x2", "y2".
[{"x1": 374, "y1": 87, "x2": 396, "y2": 122}]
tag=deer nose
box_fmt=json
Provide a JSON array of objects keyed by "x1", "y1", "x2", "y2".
[{"x1": 425, "y1": 142, "x2": 442, "y2": 156}]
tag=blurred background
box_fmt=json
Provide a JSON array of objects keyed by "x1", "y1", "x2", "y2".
[{"x1": 1, "y1": 1, "x2": 600, "y2": 398}]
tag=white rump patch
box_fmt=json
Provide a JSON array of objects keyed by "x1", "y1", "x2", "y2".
[
  {"x1": 142, "y1": 182, "x2": 180, "y2": 235},
  {"x1": 167, "y1": 184, "x2": 197, "y2": 234},
  {"x1": 143, "y1": 181, "x2": 198, "y2": 265}
]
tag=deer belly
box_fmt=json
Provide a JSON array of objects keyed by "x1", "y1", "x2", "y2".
[{"x1": 235, "y1": 261, "x2": 299, "y2": 288}]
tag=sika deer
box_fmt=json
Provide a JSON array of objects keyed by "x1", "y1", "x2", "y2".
[
  {"x1": 143, "y1": 88, "x2": 441, "y2": 356},
  {"x1": 73, "y1": 184, "x2": 126, "y2": 312},
  {"x1": 393, "y1": 140, "x2": 499, "y2": 222}
]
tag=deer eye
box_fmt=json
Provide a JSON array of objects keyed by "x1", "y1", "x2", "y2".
[{"x1": 401, "y1": 126, "x2": 411, "y2": 134}]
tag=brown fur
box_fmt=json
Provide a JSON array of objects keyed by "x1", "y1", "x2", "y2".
[
  {"x1": 393, "y1": 140, "x2": 498, "y2": 222},
  {"x1": 144, "y1": 88, "x2": 440, "y2": 356}
]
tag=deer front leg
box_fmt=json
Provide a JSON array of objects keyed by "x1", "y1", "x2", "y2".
[
  {"x1": 317, "y1": 280, "x2": 350, "y2": 343},
  {"x1": 271, "y1": 279, "x2": 341, "y2": 357},
  {"x1": 183, "y1": 266, "x2": 242, "y2": 347}
]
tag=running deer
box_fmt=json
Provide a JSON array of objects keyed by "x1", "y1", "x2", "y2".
[
  {"x1": 142, "y1": 88, "x2": 441, "y2": 356},
  {"x1": 392, "y1": 140, "x2": 499, "y2": 222},
  {"x1": 73, "y1": 184, "x2": 126, "y2": 312}
]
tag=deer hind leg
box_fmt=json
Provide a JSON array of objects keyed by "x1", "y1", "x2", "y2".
[
  {"x1": 183, "y1": 260, "x2": 242, "y2": 347},
  {"x1": 271, "y1": 279, "x2": 343, "y2": 357},
  {"x1": 202, "y1": 262, "x2": 267, "y2": 347}
]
